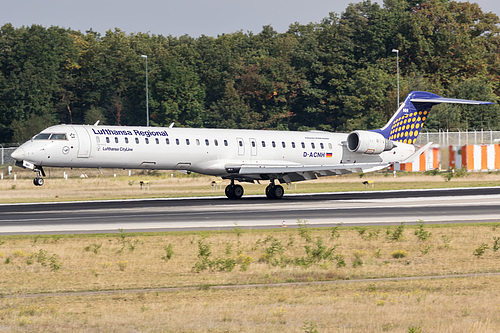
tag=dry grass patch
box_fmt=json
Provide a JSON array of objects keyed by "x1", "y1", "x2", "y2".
[
  {"x1": 0, "y1": 223, "x2": 499, "y2": 295},
  {"x1": 1, "y1": 223, "x2": 500, "y2": 331},
  {"x1": 1, "y1": 277, "x2": 500, "y2": 332}
]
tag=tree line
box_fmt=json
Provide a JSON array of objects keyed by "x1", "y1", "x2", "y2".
[{"x1": 1, "y1": 0, "x2": 499, "y2": 143}]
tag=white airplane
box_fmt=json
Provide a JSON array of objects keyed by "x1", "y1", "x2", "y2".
[{"x1": 11, "y1": 91, "x2": 493, "y2": 199}]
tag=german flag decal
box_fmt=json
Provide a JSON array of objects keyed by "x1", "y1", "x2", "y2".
[{"x1": 326, "y1": 153, "x2": 333, "y2": 158}]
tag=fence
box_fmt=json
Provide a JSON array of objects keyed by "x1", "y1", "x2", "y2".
[
  {"x1": 0, "y1": 146, "x2": 18, "y2": 166},
  {"x1": 415, "y1": 130, "x2": 500, "y2": 146}
]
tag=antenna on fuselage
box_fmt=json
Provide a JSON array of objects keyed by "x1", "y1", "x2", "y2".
[
  {"x1": 94, "y1": 120, "x2": 100, "y2": 126},
  {"x1": 169, "y1": 122, "x2": 175, "y2": 128}
]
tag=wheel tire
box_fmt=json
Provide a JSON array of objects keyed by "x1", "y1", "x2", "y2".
[
  {"x1": 265, "y1": 185, "x2": 275, "y2": 199},
  {"x1": 272, "y1": 185, "x2": 284, "y2": 199},
  {"x1": 225, "y1": 185, "x2": 233, "y2": 198},
  {"x1": 225, "y1": 184, "x2": 244, "y2": 199},
  {"x1": 34, "y1": 177, "x2": 44, "y2": 186},
  {"x1": 233, "y1": 185, "x2": 244, "y2": 199}
]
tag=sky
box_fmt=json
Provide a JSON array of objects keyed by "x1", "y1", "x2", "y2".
[{"x1": 1, "y1": 0, "x2": 499, "y2": 37}]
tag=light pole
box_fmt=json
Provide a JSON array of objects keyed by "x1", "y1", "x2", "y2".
[
  {"x1": 392, "y1": 49, "x2": 399, "y2": 108},
  {"x1": 141, "y1": 55, "x2": 149, "y2": 127}
]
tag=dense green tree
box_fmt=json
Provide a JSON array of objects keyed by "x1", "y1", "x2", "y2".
[{"x1": 0, "y1": 0, "x2": 499, "y2": 143}]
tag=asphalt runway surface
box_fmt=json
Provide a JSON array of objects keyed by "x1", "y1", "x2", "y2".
[{"x1": 1, "y1": 187, "x2": 500, "y2": 235}]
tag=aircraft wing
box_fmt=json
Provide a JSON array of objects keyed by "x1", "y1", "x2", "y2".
[{"x1": 227, "y1": 162, "x2": 391, "y2": 182}]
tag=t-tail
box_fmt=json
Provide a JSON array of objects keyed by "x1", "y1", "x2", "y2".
[{"x1": 372, "y1": 91, "x2": 494, "y2": 144}]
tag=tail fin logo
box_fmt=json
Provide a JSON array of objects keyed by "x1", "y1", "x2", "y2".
[{"x1": 388, "y1": 108, "x2": 429, "y2": 144}]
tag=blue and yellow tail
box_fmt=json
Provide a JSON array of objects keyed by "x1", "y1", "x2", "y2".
[{"x1": 372, "y1": 91, "x2": 494, "y2": 144}]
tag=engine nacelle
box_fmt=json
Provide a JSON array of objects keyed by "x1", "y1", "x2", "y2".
[{"x1": 347, "y1": 130, "x2": 395, "y2": 154}]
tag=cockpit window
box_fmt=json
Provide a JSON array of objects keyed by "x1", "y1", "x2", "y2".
[
  {"x1": 50, "y1": 133, "x2": 68, "y2": 140},
  {"x1": 33, "y1": 133, "x2": 51, "y2": 140},
  {"x1": 34, "y1": 133, "x2": 68, "y2": 140}
]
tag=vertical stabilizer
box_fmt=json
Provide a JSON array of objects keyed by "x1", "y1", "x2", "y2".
[{"x1": 372, "y1": 91, "x2": 494, "y2": 144}]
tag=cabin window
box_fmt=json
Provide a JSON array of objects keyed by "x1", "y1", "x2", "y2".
[
  {"x1": 282, "y1": 142, "x2": 286, "y2": 148},
  {"x1": 272, "y1": 141, "x2": 276, "y2": 148},
  {"x1": 214, "y1": 139, "x2": 218, "y2": 146},
  {"x1": 301, "y1": 142, "x2": 305, "y2": 149},
  {"x1": 311, "y1": 142, "x2": 315, "y2": 149},
  {"x1": 115, "y1": 137, "x2": 119, "y2": 143},
  {"x1": 96, "y1": 137, "x2": 100, "y2": 143},
  {"x1": 135, "y1": 138, "x2": 139, "y2": 144},
  {"x1": 186, "y1": 139, "x2": 190, "y2": 145},
  {"x1": 125, "y1": 137, "x2": 129, "y2": 144},
  {"x1": 106, "y1": 137, "x2": 110, "y2": 143},
  {"x1": 145, "y1": 138, "x2": 149, "y2": 144},
  {"x1": 261, "y1": 141, "x2": 266, "y2": 148},
  {"x1": 292, "y1": 142, "x2": 296, "y2": 148},
  {"x1": 155, "y1": 138, "x2": 159, "y2": 144},
  {"x1": 34, "y1": 133, "x2": 51, "y2": 140},
  {"x1": 50, "y1": 133, "x2": 68, "y2": 140},
  {"x1": 205, "y1": 139, "x2": 210, "y2": 146},
  {"x1": 251, "y1": 141, "x2": 256, "y2": 147},
  {"x1": 196, "y1": 139, "x2": 200, "y2": 145},
  {"x1": 239, "y1": 141, "x2": 243, "y2": 147},
  {"x1": 328, "y1": 143, "x2": 332, "y2": 149},
  {"x1": 320, "y1": 143, "x2": 324, "y2": 149},
  {"x1": 176, "y1": 139, "x2": 180, "y2": 145},
  {"x1": 166, "y1": 138, "x2": 170, "y2": 145},
  {"x1": 224, "y1": 140, "x2": 228, "y2": 146}
]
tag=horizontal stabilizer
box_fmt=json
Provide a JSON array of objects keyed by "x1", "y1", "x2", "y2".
[{"x1": 411, "y1": 97, "x2": 494, "y2": 105}]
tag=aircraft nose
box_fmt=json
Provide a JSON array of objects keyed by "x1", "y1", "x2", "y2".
[{"x1": 10, "y1": 147, "x2": 25, "y2": 161}]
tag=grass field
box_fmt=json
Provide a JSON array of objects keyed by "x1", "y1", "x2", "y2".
[{"x1": 0, "y1": 223, "x2": 499, "y2": 332}]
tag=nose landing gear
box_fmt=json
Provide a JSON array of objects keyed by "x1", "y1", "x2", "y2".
[
  {"x1": 33, "y1": 166, "x2": 46, "y2": 187},
  {"x1": 33, "y1": 177, "x2": 44, "y2": 186}
]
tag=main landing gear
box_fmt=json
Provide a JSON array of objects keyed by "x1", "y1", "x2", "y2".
[
  {"x1": 224, "y1": 179, "x2": 284, "y2": 200},
  {"x1": 225, "y1": 180, "x2": 244, "y2": 200},
  {"x1": 265, "y1": 183, "x2": 284, "y2": 199}
]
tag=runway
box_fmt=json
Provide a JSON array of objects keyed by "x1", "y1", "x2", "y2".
[{"x1": 1, "y1": 187, "x2": 500, "y2": 235}]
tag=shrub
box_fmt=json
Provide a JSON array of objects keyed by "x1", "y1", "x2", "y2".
[
  {"x1": 209, "y1": 257, "x2": 236, "y2": 272},
  {"x1": 414, "y1": 221, "x2": 431, "y2": 241},
  {"x1": 493, "y1": 237, "x2": 500, "y2": 252},
  {"x1": 49, "y1": 254, "x2": 62, "y2": 271},
  {"x1": 352, "y1": 251, "x2": 365, "y2": 268},
  {"x1": 331, "y1": 224, "x2": 341, "y2": 240},
  {"x1": 473, "y1": 243, "x2": 489, "y2": 257},
  {"x1": 161, "y1": 244, "x2": 174, "y2": 262},
  {"x1": 334, "y1": 254, "x2": 346, "y2": 268},
  {"x1": 391, "y1": 250, "x2": 408, "y2": 259},
  {"x1": 442, "y1": 235, "x2": 451, "y2": 248},
  {"x1": 297, "y1": 219, "x2": 312, "y2": 243},
  {"x1": 84, "y1": 243, "x2": 102, "y2": 254},
  {"x1": 237, "y1": 254, "x2": 253, "y2": 271},
  {"x1": 117, "y1": 260, "x2": 128, "y2": 271},
  {"x1": 387, "y1": 223, "x2": 405, "y2": 241}
]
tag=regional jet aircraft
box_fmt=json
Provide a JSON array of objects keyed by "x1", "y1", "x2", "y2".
[{"x1": 11, "y1": 91, "x2": 493, "y2": 199}]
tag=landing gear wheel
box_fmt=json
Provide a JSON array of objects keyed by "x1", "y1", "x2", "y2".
[
  {"x1": 265, "y1": 184, "x2": 284, "y2": 199},
  {"x1": 225, "y1": 184, "x2": 244, "y2": 199},
  {"x1": 33, "y1": 177, "x2": 44, "y2": 186}
]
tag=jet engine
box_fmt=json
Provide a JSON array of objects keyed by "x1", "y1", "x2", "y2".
[{"x1": 347, "y1": 130, "x2": 395, "y2": 154}]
